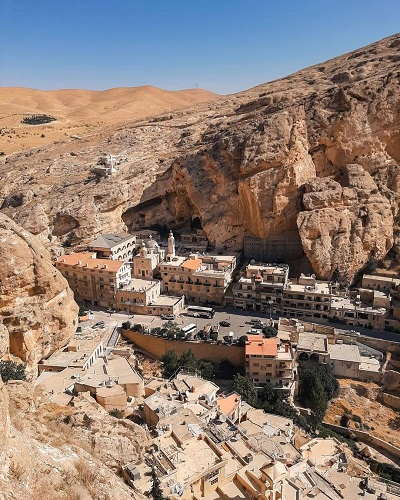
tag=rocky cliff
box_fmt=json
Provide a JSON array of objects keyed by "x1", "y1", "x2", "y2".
[
  {"x1": 0, "y1": 214, "x2": 78, "y2": 365},
  {"x1": 1, "y1": 34, "x2": 400, "y2": 281},
  {"x1": 0, "y1": 379, "x2": 147, "y2": 499}
]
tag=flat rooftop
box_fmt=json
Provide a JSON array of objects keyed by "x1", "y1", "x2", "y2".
[
  {"x1": 247, "y1": 264, "x2": 288, "y2": 274},
  {"x1": 160, "y1": 256, "x2": 187, "y2": 267},
  {"x1": 330, "y1": 296, "x2": 387, "y2": 314},
  {"x1": 285, "y1": 281, "x2": 331, "y2": 295},
  {"x1": 120, "y1": 278, "x2": 158, "y2": 292},
  {"x1": 329, "y1": 343, "x2": 361, "y2": 363},
  {"x1": 297, "y1": 331, "x2": 328, "y2": 353},
  {"x1": 152, "y1": 295, "x2": 184, "y2": 306}
]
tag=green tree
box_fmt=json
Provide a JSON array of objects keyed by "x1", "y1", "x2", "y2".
[
  {"x1": 308, "y1": 378, "x2": 328, "y2": 424},
  {"x1": 197, "y1": 359, "x2": 214, "y2": 379},
  {"x1": 229, "y1": 374, "x2": 258, "y2": 407},
  {"x1": 237, "y1": 335, "x2": 248, "y2": 346},
  {"x1": 0, "y1": 361, "x2": 26, "y2": 383},
  {"x1": 262, "y1": 326, "x2": 278, "y2": 338},
  {"x1": 78, "y1": 304, "x2": 87, "y2": 316},
  {"x1": 312, "y1": 364, "x2": 338, "y2": 400},
  {"x1": 161, "y1": 350, "x2": 178, "y2": 378},
  {"x1": 150, "y1": 467, "x2": 166, "y2": 500},
  {"x1": 178, "y1": 350, "x2": 198, "y2": 372}
]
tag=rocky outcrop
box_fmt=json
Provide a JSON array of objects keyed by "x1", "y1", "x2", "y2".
[
  {"x1": 1, "y1": 34, "x2": 400, "y2": 281},
  {"x1": 0, "y1": 379, "x2": 146, "y2": 499},
  {"x1": 297, "y1": 164, "x2": 393, "y2": 279},
  {"x1": 0, "y1": 214, "x2": 78, "y2": 365}
]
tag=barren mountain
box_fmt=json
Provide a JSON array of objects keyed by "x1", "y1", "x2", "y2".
[
  {"x1": 0, "y1": 86, "x2": 219, "y2": 153},
  {"x1": 1, "y1": 33, "x2": 400, "y2": 281}
]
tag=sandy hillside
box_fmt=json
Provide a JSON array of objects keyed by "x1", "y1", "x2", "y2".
[{"x1": 0, "y1": 85, "x2": 219, "y2": 153}]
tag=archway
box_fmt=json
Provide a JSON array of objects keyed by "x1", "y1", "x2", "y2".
[{"x1": 299, "y1": 352, "x2": 309, "y2": 361}]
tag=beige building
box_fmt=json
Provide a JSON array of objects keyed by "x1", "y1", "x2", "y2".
[
  {"x1": 245, "y1": 335, "x2": 296, "y2": 392},
  {"x1": 233, "y1": 263, "x2": 288, "y2": 313},
  {"x1": 282, "y1": 275, "x2": 332, "y2": 321},
  {"x1": 38, "y1": 327, "x2": 105, "y2": 373},
  {"x1": 159, "y1": 253, "x2": 238, "y2": 305},
  {"x1": 88, "y1": 233, "x2": 137, "y2": 260},
  {"x1": 330, "y1": 295, "x2": 388, "y2": 329},
  {"x1": 74, "y1": 355, "x2": 144, "y2": 399},
  {"x1": 55, "y1": 252, "x2": 132, "y2": 308},
  {"x1": 132, "y1": 236, "x2": 165, "y2": 279},
  {"x1": 181, "y1": 229, "x2": 209, "y2": 252}
]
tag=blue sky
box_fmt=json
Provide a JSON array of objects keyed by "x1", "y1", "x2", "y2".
[{"x1": 1, "y1": 0, "x2": 399, "y2": 94}]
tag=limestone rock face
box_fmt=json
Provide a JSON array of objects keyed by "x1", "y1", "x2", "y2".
[
  {"x1": 0, "y1": 380, "x2": 146, "y2": 499},
  {"x1": 297, "y1": 164, "x2": 393, "y2": 279},
  {"x1": 1, "y1": 34, "x2": 400, "y2": 281},
  {"x1": 0, "y1": 214, "x2": 78, "y2": 364}
]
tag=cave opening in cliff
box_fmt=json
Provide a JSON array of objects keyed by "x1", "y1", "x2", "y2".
[{"x1": 190, "y1": 216, "x2": 202, "y2": 231}]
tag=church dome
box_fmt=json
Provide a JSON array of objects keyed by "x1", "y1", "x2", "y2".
[{"x1": 145, "y1": 235, "x2": 157, "y2": 249}]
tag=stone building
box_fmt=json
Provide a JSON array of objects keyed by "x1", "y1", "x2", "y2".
[
  {"x1": 245, "y1": 335, "x2": 296, "y2": 393},
  {"x1": 55, "y1": 252, "x2": 132, "y2": 308},
  {"x1": 233, "y1": 263, "x2": 289, "y2": 313},
  {"x1": 282, "y1": 275, "x2": 332, "y2": 321},
  {"x1": 158, "y1": 253, "x2": 238, "y2": 305},
  {"x1": 181, "y1": 229, "x2": 209, "y2": 252},
  {"x1": 244, "y1": 230, "x2": 304, "y2": 262},
  {"x1": 88, "y1": 233, "x2": 137, "y2": 261},
  {"x1": 132, "y1": 236, "x2": 165, "y2": 279}
]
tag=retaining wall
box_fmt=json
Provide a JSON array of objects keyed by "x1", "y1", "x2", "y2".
[
  {"x1": 378, "y1": 392, "x2": 400, "y2": 411},
  {"x1": 323, "y1": 422, "x2": 400, "y2": 462},
  {"x1": 122, "y1": 330, "x2": 245, "y2": 366}
]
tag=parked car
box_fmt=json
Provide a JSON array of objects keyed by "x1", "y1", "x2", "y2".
[
  {"x1": 161, "y1": 314, "x2": 175, "y2": 320},
  {"x1": 246, "y1": 318, "x2": 262, "y2": 325},
  {"x1": 107, "y1": 308, "x2": 117, "y2": 314},
  {"x1": 219, "y1": 321, "x2": 231, "y2": 327},
  {"x1": 93, "y1": 321, "x2": 105, "y2": 329},
  {"x1": 247, "y1": 329, "x2": 261, "y2": 335}
]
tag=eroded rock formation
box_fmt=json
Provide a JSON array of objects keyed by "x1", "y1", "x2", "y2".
[
  {"x1": 0, "y1": 379, "x2": 147, "y2": 499},
  {"x1": 1, "y1": 34, "x2": 400, "y2": 281},
  {"x1": 0, "y1": 214, "x2": 78, "y2": 365}
]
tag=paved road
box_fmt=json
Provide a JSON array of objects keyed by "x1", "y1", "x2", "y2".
[{"x1": 83, "y1": 305, "x2": 400, "y2": 344}]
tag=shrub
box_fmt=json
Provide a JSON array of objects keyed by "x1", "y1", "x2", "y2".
[
  {"x1": 109, "y1": 408, "x2": 124, "y2": 419},
  {"x1": 340, "y1": 413, "x2": 350, "y2": 427},
  {"x1": 21, "y1": 114, "x2": 56, "y2": 125},
  {"x1": 0, "y1": 360, "x2": 27, "y2": 382},
  {"x1": 121, "y1": 321, "x2": 132, "y2": 330},
  {"x1": 132, "y1": 323, "x2": 144, "y2": 333}
]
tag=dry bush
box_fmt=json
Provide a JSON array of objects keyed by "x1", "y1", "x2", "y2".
[
  {"x1": 75, "y1": 457, "x2": 98, "y2": 496},
  {"x1": 10, "y1": 460, "x2": 25, "y2": 480}
]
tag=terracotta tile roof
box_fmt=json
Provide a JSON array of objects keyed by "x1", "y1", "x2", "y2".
[
  {"x1": 216, "y1": 393, "x2": 240, "y2": 416},
  {"x1": 181, "y1": 258, "x2": 202, "y2": 270},
  {"x1": 245, "y1": 336, "x2": 278, "y2": 357},
  {"x1": 56, "y1": 252, "x2": 125, "y2": 272}
]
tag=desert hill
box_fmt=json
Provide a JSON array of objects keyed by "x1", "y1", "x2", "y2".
[
  {"x1": 1, "y1": 33, "x2": 400, "y2": 282},
  {"x1": 0, "y1": 85, "x2": 219, "y2": 153}
]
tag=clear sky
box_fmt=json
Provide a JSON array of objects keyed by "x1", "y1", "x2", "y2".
[{"x1": 1, "y1": 0, "x2": 399, "y2": 94}]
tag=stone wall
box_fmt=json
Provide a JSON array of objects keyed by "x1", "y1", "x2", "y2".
[
  {"x1": 122, "y1": 330, "x2": 245, "y2": 367},
  {"x1": 323, "y1": 423, "x2": 400, "y2": 463},
  {"x1": 377, "y1": 392, "x2": 400, "y2": 411}
]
